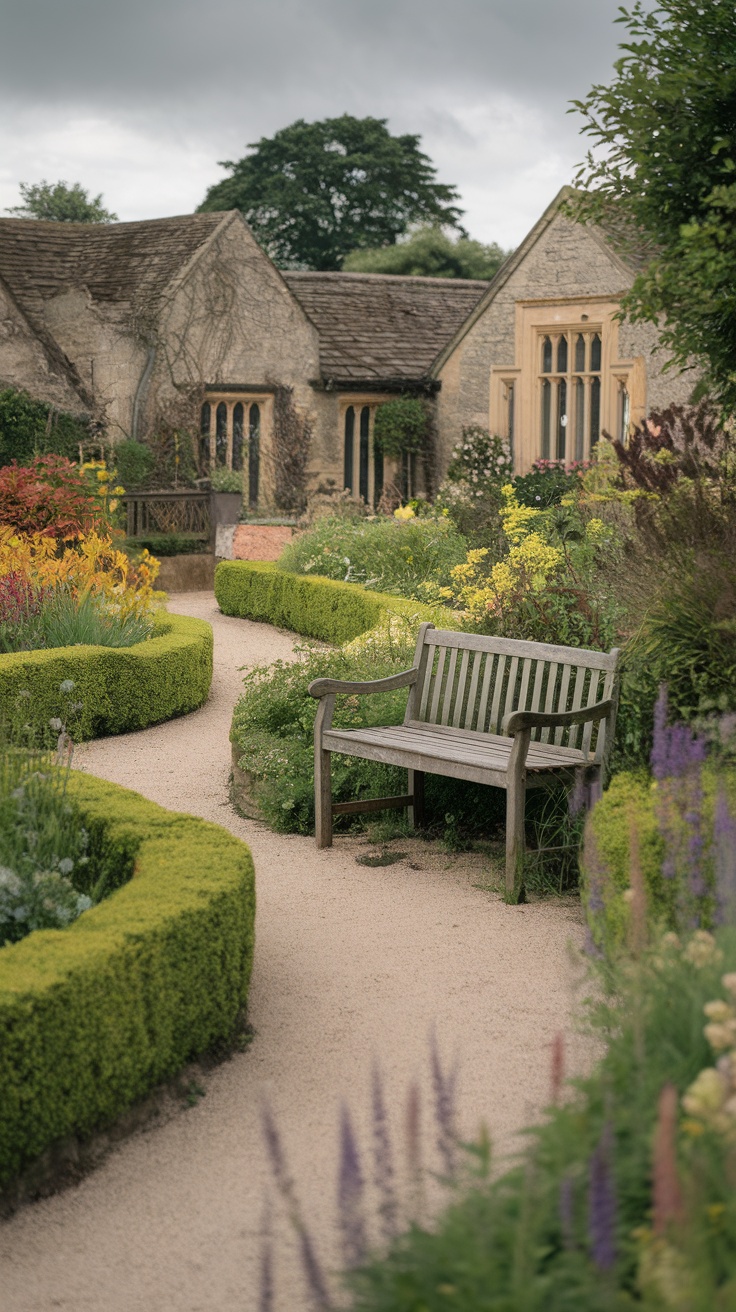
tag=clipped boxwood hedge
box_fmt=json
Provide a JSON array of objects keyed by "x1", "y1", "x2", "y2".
[
  {"x1": 214, "y1": 559, "x2": 458, "y2": 644},
  {"x1": 0, "y1": 612, "x2": 213, "y2": 740},
  {"x1": 0, "y1": 771, "x2": 255, "y2": 1189}
]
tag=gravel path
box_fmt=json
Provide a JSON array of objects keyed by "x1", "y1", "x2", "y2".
[{"x1": 1, "y1": 594, "x2": 593, "y2": 1311}]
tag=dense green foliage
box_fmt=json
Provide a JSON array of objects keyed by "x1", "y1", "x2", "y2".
[
  {"x1": 278, "y1": 513, "x2": 468, "y2": 604},
  {"x1": 215, "y1": 560, "x2": 455, "y2": 646},
  {"x1": 6, "y1": 179, "x2": 118, "y2": 224},
  {"x1": 0, "y1": 587, "x2": 154, "y2": 654},
  {"x1": 571, "y1": 0, "x2": 736, "y2": 412},
  {"x1": 125, "y1": 534, "x2": 207, "y2": 558},
  {"x1": 112, "y1": 439, "x2": 156, "y2": 491},
  {"x1": 198, "y1": 115, "x2": 463, "y2": 270},
  {"x1": 0, "y1": 612, "x2": 212, "y2": 740},
  {"x1": 373, "y1": 397, "x2": 429, "y2": 459},
  {"x1": 0, "y1": 388, "x2": 90, "y2": 468},
  {"x1": 348, "y1": 929, "x2": 736, "y2": 1310},
  {"x1": 0, "y1": 772, "x2": 254, "y2": 1188},
  {"x1": 513, "y1": 458, "x2": 586, "y2": 509},
  {"x1": 343, "y1": 225, "x2": 508, "y2": 280}
]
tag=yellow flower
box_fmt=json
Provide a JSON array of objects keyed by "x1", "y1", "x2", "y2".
[
  {"x1": 96, "y1": 468, "x2": 110, "y2": 482},
  {"x1": 394, "y1": 504, "x2": 415, "y2": 520},
  {"x1": 585, "y1": 517, "x2": 607, "y2": 544},
  {"x1": 108, "y1": 498, "x2": 119, "y2": 512},
  {"x1": 113, "y1": 485, "x2": 125, "y2": 496},
  {"x1": 682, "y1": 1066, "x2": 728, "y2": 1118}
]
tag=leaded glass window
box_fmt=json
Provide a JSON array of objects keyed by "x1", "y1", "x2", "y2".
[
  {"x1": 344, "y1": 406, "x2": 355, "y2": 492},
  {"x1": 215, "y1": 402, "x2": 228, "y2": 466},
  {"x1": 232, "y1": 402, "x2": 244, "y2": 472},
  {"x1": 248, "y1": 404, "x2": 260, "y2": 508},
  {"x1": 538, "y1": 327, "x2": 603, "y2": 463},
  {"x1": 359, "y1": 406, "x2": 370, "y2": 502}
]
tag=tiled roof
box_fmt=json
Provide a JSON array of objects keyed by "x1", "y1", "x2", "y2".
[
  {"x1": 283, "y1": 271, "x2": 489, "y2": 384},
  {"x1": 0, "y1": 213, "x2": 226, "y2": 322}
]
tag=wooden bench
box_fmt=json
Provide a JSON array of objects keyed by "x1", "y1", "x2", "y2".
[{"x1": 308, "y1": 623, "x2": 620, "y2": 899}]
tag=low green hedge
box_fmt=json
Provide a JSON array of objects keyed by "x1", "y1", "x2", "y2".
[
  {"x1": 581, "y1": 767, "x2": 736, "y2": 953},
  {"x1": 214, "y1": 560, "x2": 457, "y2": 645},
  {"x1": 0, "y1": 612, "x2": 213, "y2": 740},
  {"x1": 0, "y1": 772, "x2": 255, "y2": 1188}
]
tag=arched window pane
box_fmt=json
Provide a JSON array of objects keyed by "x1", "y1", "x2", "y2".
[
  {"x1": 507, "y1": 382, "x2": 515, "y2": 463},
  {"x1": 248, "y1": 404, "x2": 260, "y2": 509},
  {"x1": 541, "y1": 336, "x2": 552, "y2": 373},
  {"x1": 557, "y1": 379, "x2": 567, "y2": 461},
  {"x1": 575, "y1": 334, "x2": 586, "y2": 373},
  {"x1": 359, "y1": 406, "x2": 370, "y2": 502},
  {"x1": 199, "y1": 402, "x2": 211, "y2": 469},
  {"x1": 232, "y1": 402, "x2": 244, "y2": 472},
  {"x1": 590, "y1": 333, "x2": 602, "y2": 372},
  {"x1": 215, "y1": 402, "x2": 228, "y2": 466},
  {"x1": 590, "y1": 377, "x2": 601, "y2": 449},
  {"x1": 541, "y1": 380, "x2": 551, "y2": 459},
  {"x1": 575, "y1": 378, "x2": 585, "y2": 462},
  {"x1": 556, "y1": 335, "x2": 568, "y2": 374},
  {"x1": 343, "y1": 406, "x2": 355, "y2": 493},
  {"x1": 619, "y1": 385, "x2": 630, "y2": 444}
]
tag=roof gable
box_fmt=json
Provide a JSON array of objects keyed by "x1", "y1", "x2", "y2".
[{"x1": 282, "y1": 270, "x2": 489, "y2": 385}]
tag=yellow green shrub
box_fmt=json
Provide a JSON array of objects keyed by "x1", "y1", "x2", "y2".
[
  {"x1": 0, "y1": 772, "x2": 255, "y2": 1188},
  {"x1": 0, "y1": 612, "x2": 213, "y2": 739}
]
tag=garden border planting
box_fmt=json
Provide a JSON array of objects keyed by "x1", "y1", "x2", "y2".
[
  {"x1": 0, "y1": 611, "x2": 213, "y2": 739},
  {"x1": 214, "y1": 560, "x2": 459, "y2": 645},
  {"x1": 0, "y1": 772, "x2": 255, "y2": 1192}
]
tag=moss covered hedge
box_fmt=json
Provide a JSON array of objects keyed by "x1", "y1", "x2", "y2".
[
  {"x1": 0, "y1": 772, "x2": 255, "y2": 1189},
  {"x1": 214, "y1": 559, "x2": 455, "y2": 643},
  {"x1": 0, "y1": 612, "x2": 213, "y2": 740}
]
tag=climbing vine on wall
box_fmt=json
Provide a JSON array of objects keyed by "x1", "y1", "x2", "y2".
[{"x1": 271, "y1": 385, "x2": 313, "y2": 513}]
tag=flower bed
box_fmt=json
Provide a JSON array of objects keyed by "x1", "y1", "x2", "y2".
[
  {"x1": 0, "y1": 611, "x2": 213, "y2": 739},
  {"x1": 0, "y1": 771, "x2": 255, "y2": 1191}
]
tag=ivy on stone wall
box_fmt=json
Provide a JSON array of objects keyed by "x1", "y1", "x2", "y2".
[
  {"x1": 0, "y1": 388, "x2": 92, "y2": 468},
  {"x1": 272, "y1": 385, "x2": 313, "y2": 514}
]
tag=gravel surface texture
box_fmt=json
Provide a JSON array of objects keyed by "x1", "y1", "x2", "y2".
[{"x1": 0, "y1": 593, "x2": 594, "y2": 1311}]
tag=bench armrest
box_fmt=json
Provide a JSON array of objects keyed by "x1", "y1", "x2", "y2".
[
  {"x1": 308, "y1": 668, "x2": 418, "y2": 699},
  {"x1": 503, "y1": 698, "x2": 614, "y2": 735}
]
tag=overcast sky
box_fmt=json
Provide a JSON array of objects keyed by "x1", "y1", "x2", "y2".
[{"x1": 0, "y1": 0, "x2": 637, "y2": 248}]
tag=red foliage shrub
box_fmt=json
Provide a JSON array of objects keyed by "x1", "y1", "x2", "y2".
[
  {"x1": 0, "y1": 572, "x2": 42, "y2": 625},
  {"x1": 0, "y1": 456, "x2": 100, "y2": 539}
]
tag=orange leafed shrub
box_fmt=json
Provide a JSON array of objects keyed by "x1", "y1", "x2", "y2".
[{"x1": 0, "y1": 529, "x2": 159, "y2": 617}]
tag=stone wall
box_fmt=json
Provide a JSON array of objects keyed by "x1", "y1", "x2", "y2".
[{"x1": 0, "y1": 282, "x2": 87, "y2": 413}]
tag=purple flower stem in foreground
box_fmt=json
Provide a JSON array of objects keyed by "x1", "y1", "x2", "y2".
[
  {"x1": 430, "y1": 1029, "x2": 459, "y2": 1181},
  {"x1": 588, "y1": 1123, "x2": 617, "y2": 1272},
  {"x1": 372, "y1": 1062, "x2": 399, "y2": 1243},
  {"x1": 337, "y1": 1102, "x2": 367, "y2": 1270}
]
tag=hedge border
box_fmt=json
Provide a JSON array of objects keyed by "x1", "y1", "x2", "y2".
[
  {"x1": 0, "y1": 772, "x2": 255, "y2": 1189},
  {"x1": 214, "y1": 560, "x2": 461, "y2": 645},
  {"x1": 0, "y1": 611, "x2": 213, "y2": 740}
]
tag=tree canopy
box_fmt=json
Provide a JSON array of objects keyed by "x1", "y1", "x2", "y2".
[
  {"x1": 6, "y1": 180, "x2": 118, "y2": 223},
  {"x1": 343, "y1": 225, "x2": 509, "y2": 280},
  {"x1": 570, "y1": 0, "x2": 736, "y2": 412},
  {"x1": 198, "y1": 115, "x2": 464, "y2": 271}
]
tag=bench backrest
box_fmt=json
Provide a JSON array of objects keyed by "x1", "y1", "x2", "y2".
[{"x1": 405, "y1": 625, "x2": 620, "y2": 763}]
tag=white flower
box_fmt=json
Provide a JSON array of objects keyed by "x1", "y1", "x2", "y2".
[
  {"x1": 48, "y1": 717, "x2": 63, "y2": 731},
  {"x1": 59, "y1": 680, "x2": 75, "y2": 694},
  {"x1": 58, "y1": 858, "x2": 74, "y2": 876}
]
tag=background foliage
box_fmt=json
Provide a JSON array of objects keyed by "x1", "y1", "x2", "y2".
[{"x1": 343, "y1": 225, "x2": 508, "y2": 281}]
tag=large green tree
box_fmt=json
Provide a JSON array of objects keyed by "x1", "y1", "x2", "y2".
[
  {"x1": 570, "y1": 0, "x2": 736, "y2": 412},
  {"x1": 343, "y1": 225, "x2": 509, "y2": 280},
  {"x1": 198, "y1": 115, "x2": 464, "y2": 271},
  {"x1": 6, "y1": 180, "x2": 118, "y2": 223}
]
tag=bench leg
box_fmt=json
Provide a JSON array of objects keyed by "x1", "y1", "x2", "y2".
[
  {"x1": 505, "y1": 728, "x2": 530, "y2": 902},
  {"x1": 315, "y1": 747, "x2": 333, "y2": 848},
  {"x1": 408, "y1": 769, "x2": 425, "y2": 829}
]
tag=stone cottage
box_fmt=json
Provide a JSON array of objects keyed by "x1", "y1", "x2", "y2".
[{"x1": 0, "y1": 188, "x2": 695, "y2": 508}]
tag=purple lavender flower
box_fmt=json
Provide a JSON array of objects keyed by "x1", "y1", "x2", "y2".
[
  {"x1": 651, "y1": 685, "x2": 670, "y2": 781},
  {"x1": 337, "y1": 1103, "x2": 367, "y2": 1269},
  {"x1": 261, "y1": 1099, "x2": 333, "y2": 1309},
  {"x1": 430, "y1": 1029, "x2": 459, "y2": 1181},
  {"x1": 583, "y1": 927, "x2": 605, "y2": 960},
  {"x1": 588, "y1": 1123, "x2": 617, "y2": 1272},
  {"x1": 371, "y1": 1063, "x2": 398, "y2": 1243}
]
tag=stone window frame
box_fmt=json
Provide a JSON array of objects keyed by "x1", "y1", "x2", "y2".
[
  {"x1": 340, "y1": 396, "x2": 392, "y2": 507},
  {"x1": 490, "y1": 297, "x2": 646, "y2": 473},
  {"x1": 200, "y1": 391, "x2": 273, "y2": 471}
]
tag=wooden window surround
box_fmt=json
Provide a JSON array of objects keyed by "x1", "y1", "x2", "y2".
[{"x1": 490, "y1": 298, "x2": 646, "y2": 473}]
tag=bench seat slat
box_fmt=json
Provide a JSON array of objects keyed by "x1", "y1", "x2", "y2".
[{"x1": 324, "y1": 723, "x2": 588, "y2": 776}]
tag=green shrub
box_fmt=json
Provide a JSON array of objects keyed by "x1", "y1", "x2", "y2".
[
  {"x1": 125, "y1": 534, "x2": 208, "y2": 557},
  {"x1": 111, "y1": 439, "x2": 156, "y2": 491},
  {"x1": 0, "y1": 771, "x2": 255, "y2": 1188},
  {"x1": 512, "y1": 458, "x2": 586, "y2": 508},
  {"x1": 215, "y1": 560, "x2": 456, "y2": 645},
  {"x1": 373, "y1": 397, "x2": 428, "y2": 458},
  {"x1": 0, "y1": 388, "x2": 91, "y2": 469},
  {"x1": 581, "y1": 768, "x2": 736, "y2": 954},
  {"x1": 0, "y1": 611, "x2": 212, "y2": 740},
  {"x1": 277, "y1": 514, "x2": 469, "y2": 604}
]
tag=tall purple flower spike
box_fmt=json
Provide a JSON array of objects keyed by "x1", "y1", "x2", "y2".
[
  {"x1": 338, "y1": 1102, "x2": 368, "y2": 1270},
  {"x1": 259, "y1": 1194, "x2": 274, "y2": 1312},
  {"x1": 260, "y1": 1099, "x2": 333, "y2": 1310},
  {"x1": 430, "y1": 1029, "x2": 459, "y2": 1181},
  {"x1": 372, "y1": 1063, "x2": 399, "y2": 1243},
  {"x1": 588, "y1": 1123, "x2": 617, "y2": 1272}
]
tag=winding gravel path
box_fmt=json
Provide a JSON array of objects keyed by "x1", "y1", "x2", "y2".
[{"x1": 1, "y1": 594, "x2": 592, "y2": 1311}]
